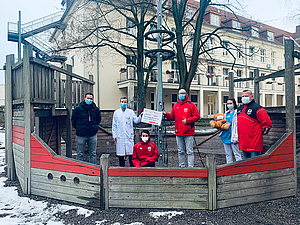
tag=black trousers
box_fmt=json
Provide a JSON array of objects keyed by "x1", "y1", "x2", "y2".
[{"x1": 118, "y1": 155, "x2": 133, "y2": 167}]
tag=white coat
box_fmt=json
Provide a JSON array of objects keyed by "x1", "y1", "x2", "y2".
[{"x1": 112, "y1": 108, "x2": 142, "y2": 156}]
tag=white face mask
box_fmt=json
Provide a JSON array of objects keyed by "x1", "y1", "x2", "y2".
[
  {"x1": 141, "y1": 137, "x2": 148, "y2": 143},
  {"x1": 242, "y1": 97, "x2": 251, "y2": 104}
]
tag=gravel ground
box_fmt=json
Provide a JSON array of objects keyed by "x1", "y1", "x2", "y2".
[{"x1": 1, "y1": 145, "x2": 300, "y2": 224}]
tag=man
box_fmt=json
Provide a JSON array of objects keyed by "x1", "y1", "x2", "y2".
[
  {"x1": 112, "y1": 97, "x2": 142, "y2": 167},
  {"x1": 132, "y1": 130, "x2": 159, "y2": 167},
  {"x1": 237, "y1": 90, "x2": 272, "y2": 159},
  {"x1": 71, "y1": 93, "x2": 101, "y2": 164},
  {"x1": 163, "y1": 89, "x2": 200, "y2": 167}
]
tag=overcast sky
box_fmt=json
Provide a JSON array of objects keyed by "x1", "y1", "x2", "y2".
[{"x1": 0, "y1": 0, "x2": 299, "y2": 83}]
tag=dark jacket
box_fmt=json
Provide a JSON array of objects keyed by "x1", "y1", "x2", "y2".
[
  {"x1": 237, "y1": 100, "x2": 272, "y2": 151},
  {"x1": 165, "y1": 96, "x2": 200, "y2": 136},
  {"x1": 71, "y1": 101, "x2": 101, "y2": 137}
]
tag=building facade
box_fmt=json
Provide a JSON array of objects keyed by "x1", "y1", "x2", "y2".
[{"x1": 51, "y1": 0, "x2": 300, "y2": 118}]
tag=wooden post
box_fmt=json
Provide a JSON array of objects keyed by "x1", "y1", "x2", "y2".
[
  {"x1": 65, "y1": 65, "x2": 73, "y2": 158},
  {"x1": 207, "y1": 155, "x2": 217, "y2": 210},
  {"x1": 100, "y1": 154, "x2": 109, "y2": 210},
  {"x1": 254, "y1": 68, "x2": 260, "y2": 105},
  {"x1": 5, "y1": 54, "x2": 15, "y2": 181},
  {"x1": 23, "y1": 45, "x2": 33, "y2": 194},
  {"x1": 229, "y1": 72, "x2": 234, "y2": 99},
  {"x1": 284, "y1": 39, "x2": 297, "y2": 195}
]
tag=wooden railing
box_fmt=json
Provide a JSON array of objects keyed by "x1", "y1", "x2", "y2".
[{"x1": 11, "y1": 50, "x2": 94, "y2": 109}]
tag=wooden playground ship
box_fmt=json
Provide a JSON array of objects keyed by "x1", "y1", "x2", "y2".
[{"x1": 5, "y1": 42, "x2": 299, "y2": 210}]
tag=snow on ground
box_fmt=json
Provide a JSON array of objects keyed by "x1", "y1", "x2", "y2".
[{"x1": 0, "y1": 132, "x2": 185, "y2": 225}]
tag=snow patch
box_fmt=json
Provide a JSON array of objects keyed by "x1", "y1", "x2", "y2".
[{"x1": 149, "y1": 211, "x2": 184, "y2": 219}]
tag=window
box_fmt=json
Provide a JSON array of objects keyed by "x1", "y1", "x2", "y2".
[
  {"x1": 126, "y1": 18, "x2": 136, "y2": 38},
  {"x1": 171, "y1": 60, "x2": 177, "y2": 79},
  {"x1": 172, "y1": 94, "x2": 178, "y2": 107},
  {"x1": 267, "y1": 31, "x2": 274, "y2": 41},
  {"x1": 251, "y1": 27, "x2": 259, "y2": 37},
  {"x1": 249, "y1": 71, "x2": 254, "y2": 85},
  {"x1": 236, "y1": 43, "x2": 242, "y2": 58},
  {"x1": 223, "y1": 96, "x2": 228, "y2": 112},
  {"x1": 190, "y1": 32, "x2": 194, "y2": 50},
  {"x1": 191, "y1": 95, "x2": 198, "y2": 107},
  {"x1": 238, "y1": 96, "x2": 242, "y2": 104},
  {"x1": 186, "y1": 7, "x2": 195, "y2": 20},
  {"x1": 70, "y1": 21, "x2": 74, "y2": 40},
  {"x1": 211, "y1": 14, "x2": 220, "y2": 26},
  {"x1": 271, "y1": 51, "x2": 276, "y2": 65},
  {"x1": 208, "y1": 66, "x2": 214, "y2": 75},
  {"x1": 223, "y1": 68, "x2": 229, "y2": 87},
  {"x1": 236, "y1": 70, "x2": 242, "y2": 88},
  {"x1": 249, "y1": 46, "x2": 254, "y2": 61},
  {"x1": 148, "y1": 23, "x2": 157, "y2": 41},
  {"x1": 71, "y1": 55, "x2": 74, "y2": 67},
  {"x1": 207, "y1": 37, "x2": 214, "y2": 53},
  {"x1": 151, "y1": 93, "x2": 155, "y2": 110},
  {"x1": 126, "y1": 55, "x2": 136, "y2": 65},
  {"x1": 261, "y1": 73, "x2": 265, "y2": 76},
  {"x1": 232, "y1": 21, "x2": 240, "y2": 31},
  {"x1": 134, "y1": 92, "x2": 137, "y2": 111},
  {"x1": 222, "y1": 41, "x2": 229, "y2": 56},
  {"x1": 260, "y1": 49, "x2": 266, "y2": 63}
]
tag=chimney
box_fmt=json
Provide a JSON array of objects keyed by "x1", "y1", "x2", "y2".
[{"x1": 296, "y1": 25, "x2": 300, "y2": 35}]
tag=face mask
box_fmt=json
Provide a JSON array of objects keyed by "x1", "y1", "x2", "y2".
[
  {"x1": 120, "y1": 103, "x2": 127, "y2": 108},
  {"x1": 242, "y1": 97, "x2": 251, "y2": 104},
  {"x1": 141, "y1": 137, "x2": 148, "y2": 143},
  {"x1": 178, "y1": 94, "x2": 186, "y2": 101},
  {"x1": 85, "y1": 99, "x2": 92, "y2": 105},
  {"x1": 227, "y1": 104, "x2": 234, "y2": 110}
]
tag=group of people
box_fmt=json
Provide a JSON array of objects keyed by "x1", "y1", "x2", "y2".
[
  {"x1": 220, "y1": 90, "x2": 272, "y2": 164},
  {"x1": 71, "y1": 89, "x2": 272, "y2": 167}
]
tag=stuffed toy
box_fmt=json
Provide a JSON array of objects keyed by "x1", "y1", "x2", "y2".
[{"x1": 210, "y1": 113, "x2": 231, "y2": 130}]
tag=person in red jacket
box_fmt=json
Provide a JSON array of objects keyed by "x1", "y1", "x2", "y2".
[
  {"x1": 132, "y1": 130, "x2": 159, "y2": 167},
  {"x1": 162, "y1": 89, "x2": 200, "y2": 167},
  {"x1": 237, "y1": 90, "x2": 272, "y2": 159}
]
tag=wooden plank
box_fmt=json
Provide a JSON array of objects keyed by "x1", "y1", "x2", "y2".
[
  {"x1": 207, "y1": 155, "x2": 217, "y2": 210},
  {"x1": 109, "y1": 184, "x2": 208, "y2": 193},
  {"x1": 218, "y1": 174, "x2": 295, "y2": 193},
  {"x1": 5, "y1": 54, "x2": 14, "y2": 180},
  {"x1": 109, "y1": 192, "x2": 208, "y2": 202},
  {"x1": 13, "y1": 111, "x2": 25, "y2": 117},
  {"x1": 109, "y1": 199, "x2": 208, "y2": 209},
  {"x1": 31, "y1": 188, "x2": 100, "y2": 207},
  {"x1": 31, "y1": 175, "x2": 100, "y2": 194},
  {"x1": 217, "y1": 168, "x2": 294, "y2": 184},
  {"x1": 108, "y1": 167, "x2": 208, "y2": 178},
  {"x1": 218, "y1": 187, "x2": 295, "y2": 209},
  {"x1": 31, "y1": 168, "x2": 100, "y2": 184},
  {"x1": 109, "y1": 176, "x2": 208, "y2": 185},
  {"x1": 12, "y1": 119, "x2": 25, "y2": 127}
]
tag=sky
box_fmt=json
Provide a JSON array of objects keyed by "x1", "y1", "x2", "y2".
[{"x1": 0, "y1": 0, "x2": 299, "y2": 84}]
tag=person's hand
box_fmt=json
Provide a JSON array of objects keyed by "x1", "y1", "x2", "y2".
[
  {"x1": 140, "y1": 112, "x2": 144, "y2": 117},
  {"x1": 233, "y1": 140, "x2": 238, "y2": 145},
  {"x1": 182, "y1": 117, "x2": 186, "y2": 124},
  {"x1": 262, "y1": 127, "x2": 270, "y2": 135},
  {"x1": 113, "y1": 137, "x2": 117, "y2": 142},
  {"x1": 162, "y1": 111, "x2": 166, "y2": 115}
]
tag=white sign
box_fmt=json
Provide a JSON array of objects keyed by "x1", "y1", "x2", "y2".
[{"x1": 141, "y1": 108, "x2": 162, "y2": 126}]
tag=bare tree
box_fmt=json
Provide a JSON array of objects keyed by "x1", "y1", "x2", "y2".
[{"x1": 53, "y1": 0, "x2": 158, "y2": 111}]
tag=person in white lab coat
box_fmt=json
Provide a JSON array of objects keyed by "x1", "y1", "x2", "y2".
[{"x1": 112, "y1": 97, "x2": 142, "y2": 166}]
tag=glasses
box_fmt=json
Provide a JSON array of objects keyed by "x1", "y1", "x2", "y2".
[{"x1": 178, "y1": 92, "x2": 186, "y2": 95}]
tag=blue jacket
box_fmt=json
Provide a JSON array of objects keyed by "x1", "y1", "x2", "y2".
[{"x1": 71, "y1": 101, "x2": 101, "y2": 137}]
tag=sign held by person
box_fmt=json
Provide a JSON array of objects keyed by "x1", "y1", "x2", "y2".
[{"x1": 142, "y1": 108, "x2": 162, "y2": 126}]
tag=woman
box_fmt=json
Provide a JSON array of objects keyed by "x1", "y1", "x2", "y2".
[{"x1": 220, "y1": 98, "x2": 242, "y2": 163}]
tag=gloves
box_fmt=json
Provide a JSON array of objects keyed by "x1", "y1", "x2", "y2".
[{"x1": 262, "y1": 127, "x2": 270, "y2": 135}]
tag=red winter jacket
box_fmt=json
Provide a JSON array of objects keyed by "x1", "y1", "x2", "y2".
[
  {"x1": 165, "y1": 96, "x2": 200, "y2": 136},
  {"x1": 237, "y1": 100, "x2": 272, "y2": 151},
  {"x1": 132, "y1": 141, "x2": 159, "y2": 167}
]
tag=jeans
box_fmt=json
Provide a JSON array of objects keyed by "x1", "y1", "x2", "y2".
[
  {"x1": 176, "y1": 135, "x2": 194, "y2": 168},
  {"x1": 76, "y1": 134, "x2": 97, "y2": 164},
  {"x1": 242, "y1": 150, "x2": 261, "y2": 159},
  {"x1": 223, "y1": 143, "x2": 242, "y2": 163}
]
